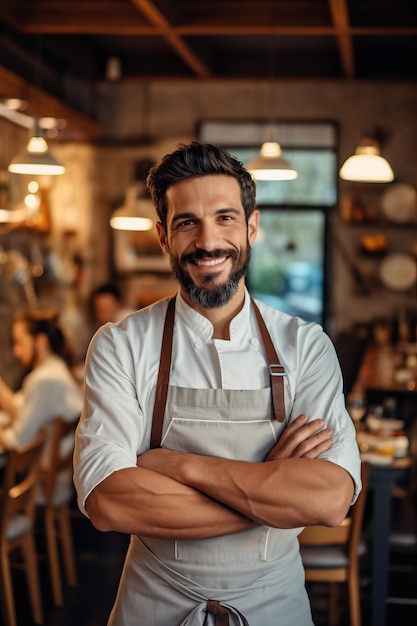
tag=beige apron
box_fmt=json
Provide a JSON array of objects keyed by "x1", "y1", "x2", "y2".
[{"x1": 108, "y1": 298, "x2": 313, "y2": 626}]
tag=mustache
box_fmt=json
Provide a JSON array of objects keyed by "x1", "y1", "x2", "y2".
[{"x1": 181, "y1": 249, "x2": 236, "y2": 264}]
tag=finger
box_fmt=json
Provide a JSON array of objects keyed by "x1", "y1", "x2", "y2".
[
  {"x1": 299, "y1": 437, "x2": 332, "y2": 459},
  {"x1": 294, "y1": 428, "x2": 333, "y2": 458},
  {"x1": 277, "y1": 417, "x2": 326, "y2": 453}
]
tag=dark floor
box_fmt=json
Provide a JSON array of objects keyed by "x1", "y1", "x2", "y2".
[{"x1": 4, "y1": 504, "x2": 417, "y2": 626}]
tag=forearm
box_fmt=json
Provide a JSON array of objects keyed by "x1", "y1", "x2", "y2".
[
  {"x1": 85, "y1": 465, "x2": 257, "y2": 537},
  {"x1": 140, "y1": 452, "x2": 354, "y2": 529}
]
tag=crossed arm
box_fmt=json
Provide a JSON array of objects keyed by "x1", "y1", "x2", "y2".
[{"x1": 86, "y1": 414, "x2": 354, "y2": 537}]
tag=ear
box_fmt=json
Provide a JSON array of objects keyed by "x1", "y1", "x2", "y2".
[
  {"x1": 248, "y1": 209, "x2": 260, "y2": 245},
  {"x1": 156, "y1": 221, "x2": 169, "y2": 255}
]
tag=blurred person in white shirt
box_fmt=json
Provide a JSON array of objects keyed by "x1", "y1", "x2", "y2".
[{"x1": 0, "y1": 308, "x2": 82, "y2": 455}]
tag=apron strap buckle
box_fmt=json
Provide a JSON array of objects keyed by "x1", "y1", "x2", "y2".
[{"x1": 269, "y1": 364, "x2": 285, "y2": 377}]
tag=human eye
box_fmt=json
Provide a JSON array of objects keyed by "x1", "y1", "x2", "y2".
[
  {"x1": 217, "y1": 208, "x2": 241, "y2": 223},
  {"x1": 171, "y1": 214, "x2": 197, "y2": 230},
  {"x1": 218, "y1": 213, "x2": 236, "y2": 224},
  {"x1": 177, "y1": 218, "x2": 196, "y2": 228}
]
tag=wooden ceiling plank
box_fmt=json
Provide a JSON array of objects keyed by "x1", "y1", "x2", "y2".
[
  {"x1": 328, "y1": 0, "x2": 354, "y2": 78},
  {"x1": 15, "y1": 13, "x2": 417, "y2": 37},
  {"x1": 130, "y1": 0, "x2": 211, "y2": 78}
]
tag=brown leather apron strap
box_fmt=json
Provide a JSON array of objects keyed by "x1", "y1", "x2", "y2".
[
  {"x1": 251, "y1": 298, "x2": 286, "y2": 423},
  {"x1": 150, "y1": 296, "x2": 176, "y2": 449},
  {"x1": 206, "y1": 600, "x2": 229, "y2": 626},
  {"x1": 150, "y1": 295, "x2": 286, "y2": 448}
]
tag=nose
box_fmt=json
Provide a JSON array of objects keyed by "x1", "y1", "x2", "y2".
[{"x1": 194, "y1": 220, "x2": 219, "y2": 251}]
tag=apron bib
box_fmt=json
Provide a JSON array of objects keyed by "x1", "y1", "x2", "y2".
[{"x1": 108, "y1": 297, "x2": 313, "y2": 626}]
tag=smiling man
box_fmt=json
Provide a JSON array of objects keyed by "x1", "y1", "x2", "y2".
[{"x1": 74, "y1": 142, "x2": 361, "y2": 626}]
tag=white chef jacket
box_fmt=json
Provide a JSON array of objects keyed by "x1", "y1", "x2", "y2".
[
  {"x1": 74, "y1": 288, "x2": 361, "y2": 515},
  {"x1": 2, "y1": 354, "x2": 82, "y2": 457}
]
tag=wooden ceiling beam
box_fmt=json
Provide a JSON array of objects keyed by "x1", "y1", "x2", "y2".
[
  {"x1": 16, "y1": 20, "x2": 417, "y2": 37},
  {"x1": 328, "y1": 0, "x2": 354, "y2": 78},
  {"x1": 130, "y1": 0, "x2": 211, "y2": 78}
]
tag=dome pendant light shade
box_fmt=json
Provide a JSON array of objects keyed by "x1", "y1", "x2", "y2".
[
  {"x1": 339, "y1": 137, "x2": 394, "y2": 183},
  {"x1": 8, "y1": 129, "x2": 65, "y2": 176},
  {"x1": 247, "y1": 141, "x2": 298, "y2": 181},
  {"x1": 110, "y1": 193, "x2": 155, "y2": 232},
  {"x1": 110, "y1": 211, "x2": 154, "y2": 231}
]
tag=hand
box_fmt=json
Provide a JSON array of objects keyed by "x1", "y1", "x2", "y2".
[{"x1": 265, "y1": 414, "x2": 332, "y2": 462}]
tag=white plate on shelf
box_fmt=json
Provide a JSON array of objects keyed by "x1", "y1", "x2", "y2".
[
  {"x1": 380, "y1": 182, "x2": 417, "y2": 223},
  {"x1": 378, "y1": 252, "x2": 417, "y2": 291}
]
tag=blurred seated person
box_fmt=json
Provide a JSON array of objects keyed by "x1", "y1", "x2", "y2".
[
  {"x1": 91, "y1": 283, "x2": 136, "y2": 329},
  {"x1": 0, "y1": 308, "x2": 82, "y2": 457}
]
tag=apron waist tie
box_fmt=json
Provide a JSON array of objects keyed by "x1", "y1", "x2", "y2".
[
  {"x1": 206, "y1": 600, "x2": 249, "y2": 626},
  {"x1": 207, "y1": 600, "x2": 229, "y2": 626}
]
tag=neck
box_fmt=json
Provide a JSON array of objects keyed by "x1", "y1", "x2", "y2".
[
  {"x1": 180, "y1": 282, "x2": 246, "y2": 340},
  {"x1": 34, "y1": 347, "x2": 52, "y2": 368}
]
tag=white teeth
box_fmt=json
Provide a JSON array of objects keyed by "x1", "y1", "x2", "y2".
[{"x1": 194, "y1": 257, "x2": 226, "y2": 267}]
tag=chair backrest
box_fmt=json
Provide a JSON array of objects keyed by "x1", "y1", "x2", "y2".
[
  {"x1": 40, "y1": 417, "x2": 79, "y2": 505},
  {"x1": 0, "y1": 430, "x2": 47, "y2": 535},
  {"x1": 299, "y1": 516, "x2": 352, "y2": 546},
  {"x1": 299, "y1": 461, "x2": 370, "y2": 554},
  {"x1": 347, "y1": 461, "x2": 370, "y2": 561}
]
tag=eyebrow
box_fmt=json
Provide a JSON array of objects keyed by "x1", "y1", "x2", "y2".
[{"x1": 170, "y1": 207, "x2": 241, "y2": 227}]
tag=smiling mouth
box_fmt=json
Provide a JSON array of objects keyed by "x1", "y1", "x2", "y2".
[{"x1": 193, "y1": 257, "x2": 227, "y2": 267}]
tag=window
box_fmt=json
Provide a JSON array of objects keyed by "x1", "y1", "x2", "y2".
[{"x1": 248, "y1": 208, "x2": 326, "y2": 324}]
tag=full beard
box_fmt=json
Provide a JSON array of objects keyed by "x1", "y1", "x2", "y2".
[{"x1": 171, "y1": 245, "x2": 251, "y2": 309}]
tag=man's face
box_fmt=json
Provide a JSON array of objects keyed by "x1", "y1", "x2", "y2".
[
  {"x1": 157, "y1": 174, "x2": 259, "y2": 309},
  {"x1": 12, "y1": 320, "x2": 37, "y2": 369}
]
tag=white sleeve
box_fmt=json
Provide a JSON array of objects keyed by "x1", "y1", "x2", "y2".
[
  {"x1": 73, "y1": 324, "x2": 145, "y2": 516},
  {"x1": 290, "y1": 324, "x2": 362, "y2": 503}
]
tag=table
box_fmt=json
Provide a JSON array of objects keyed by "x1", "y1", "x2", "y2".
[
  {"x1": 367, "y1": 458, "x2": 410, "y2": 626},
  {"x1": 351, "y1": 343, "x2": 415, "y2": 625}
]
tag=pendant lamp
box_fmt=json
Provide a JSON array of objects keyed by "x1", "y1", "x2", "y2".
[
  {"x1": 8, "y1": 36, "x2": 66, "y2": 177},
  {"x1": 8, "y1": 123, "x2": 66, "y2": 176},
  {"x1": 247, "y1": 141, "x2": 298, "y2": 181},
  {"x1": 110, "y1": 206, "x2": 154, "y2": 231},
  {"x1": 110, "y1": 184, "x2": 155, "y2": 232},
  {"x1": 247, "y1": 27, "x2": 297, "y2": 182},
  {"x1": 339, "y1": 135, "x2": 394, "y2": 183}
]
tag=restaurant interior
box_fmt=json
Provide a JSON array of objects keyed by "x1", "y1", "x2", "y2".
[{"x1": 1, "y1": 1, "x2": 417, "y2": 625}]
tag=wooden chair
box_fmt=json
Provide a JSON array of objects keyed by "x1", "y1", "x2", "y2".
[
  {"x1": 298, "y1": 462, "x2": 370, "y2": 626},
  {"x1": 0, "y1": 429, "x2": 47, "y2": 626},
  {"x1": 36, "y1": 416, "x2": 79, "y2": 606}
]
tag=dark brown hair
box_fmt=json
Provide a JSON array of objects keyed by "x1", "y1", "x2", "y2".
[
  {"x1": 14, "y1": 308, "x2": 73, "y2": 364},
  {"x1": 146, "y1": 141, "x2": 256, "y2": 231}
]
